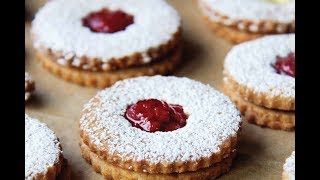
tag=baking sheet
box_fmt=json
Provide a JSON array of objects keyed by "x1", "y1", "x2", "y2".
[{"x1": 25, "y1": 0, "x2": 295, "y2": 179}]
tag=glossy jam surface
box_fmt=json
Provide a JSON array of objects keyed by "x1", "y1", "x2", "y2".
[
  {"x1": 125, "y1": 99, "x2": 188, "y2": 132},
  {"x1": 272, "y1": 52, "x2": 295, "y2": 77},
  {"x1": 82, "y1": 8, "x2": 134, "y2": 33}
]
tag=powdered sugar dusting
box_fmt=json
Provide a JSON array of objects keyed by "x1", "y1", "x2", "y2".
[
  {"x1": 283, "y1": 151, "x2": 295, "y2": 180},
  {"x1": 25, "y1": 114, "x2": 62, "y2": 179},
  {"x1": 80, "y1": 76, "x2": 241, "y2": 164},
  {"x1": 25, "y1": 72, "x2": 33, "y2": 82},
  {"x1": 31, "y1": 0, "x2": 180, "y2": 62},
  {"x1": 200, "y1": 0, "x2": 295, "y2": 23},
  {"x1": 224, "y1": 34, "x2": 295, "y2": 99}
]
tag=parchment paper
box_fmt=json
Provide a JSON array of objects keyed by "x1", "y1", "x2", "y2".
[{"x1": 25, "y1": 0, "x2": 295, "y2": 179}]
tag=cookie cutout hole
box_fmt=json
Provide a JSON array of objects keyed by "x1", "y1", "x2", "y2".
[
  {"x1": 125, "y1": 99, "x2": 188, "y2": 132},
  {"x1": 82, "y1": 8, "x2": 134, "y2": 33},
  {"x1": 272, "y1": 52, "x2": 295, "y2": 77}
]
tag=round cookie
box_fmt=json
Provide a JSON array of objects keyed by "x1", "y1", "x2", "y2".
[
  {"x1": 224, "y1": 34, "x2": 295, "y2": 111},
  {"x1": 25, "y1": 72, "x2": 35, "y2": 101},
  {"x1": 198, "y1": 0, "x2": 295, "y2": 43},
  {"x1": 31, "y1": 0, "x2": 182, "y2": 87},
  {"x1": 25, "y1": 114, "x2": 70, "y2": 180},
  {"x1": 80, "y1": 75, "x2": 242, "y2": 178},
  {"x1": 282, "y1": 151, "x2": 295, "y2": 180}
]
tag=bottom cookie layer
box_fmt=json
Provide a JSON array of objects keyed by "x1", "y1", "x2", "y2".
[
  {"x1": 36, "y1": 46, "x2": 182, "y2": 88},
  {"x1": 224, "y1": 86, "x2": 295, "y2": 131},
  {"x1": 203, "y1": 16, "x2": 264, "y2": 44},
  {"x1": 80, "y1": 141, "x2": 236, "y2": 180}
]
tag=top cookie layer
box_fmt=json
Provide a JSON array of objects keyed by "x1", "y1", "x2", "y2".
[
  {"x1": 31, "y1": 0, "x2": 181, "y2": 63},
  {"x1": 25, "y1": 114, "x2": 62, "y2": 179},
  {"x1": 80, "y1": 76, "x2": 241, "y2": 172},
  {"x1": 224, "y1": 34, "x2": 295, "y2": 110}
]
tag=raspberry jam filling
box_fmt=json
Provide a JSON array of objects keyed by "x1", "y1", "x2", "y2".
[
  {"x1": 82, "y1": 8, "x2": 134, "y2": 33},
  {"x1": 125, "y1": 99, "x2": 188, "y2": 132},
  {"x1": 272, "y1": 52, "x2": 295, "y2": 77}
]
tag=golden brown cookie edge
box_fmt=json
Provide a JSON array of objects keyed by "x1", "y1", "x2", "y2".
[
  {"x1": 80, "y1": 140, "x2": 237, "y2": 180},
  {"x1": 224, "y1": 74, "x2": 295, "y2": 111},
  {"x1": 36, "y1": 45, "x2": 183, "y2": 88},
  {"x1": 202, "y1": 16, "x2": 264, "y2": 44},
  {"x1": 223, "y1": 84, "x2": 295, "y2": 131},
  {"x1": 36, "y1": 27, "x2": 182, "y2": 72}
]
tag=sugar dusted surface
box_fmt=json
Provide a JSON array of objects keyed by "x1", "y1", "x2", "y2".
[
  {"x1": 25, "y1": 72, "x2": 33, "y2": 82},
  {"x1": 25, "y1": 114, "x2": 62, "y2": 179},
  {"x1": 283, "y1": 151, "x2": 295, "y2": 180},
  {"x1": 224, "y1": 34, "x2": 295, "y2": 99},
  {"x1": 31, "y1": 0, "x2": 180, "y2": 62},
  {"x1": 80, "y1": 76, "x2": 241, "y2": 164},
  {"x1": 200, "y1": 0, "x2": 295, "y2": 23}
]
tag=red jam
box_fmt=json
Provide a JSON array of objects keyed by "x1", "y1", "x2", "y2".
[
  {"x1": 125, "y1": 99, "x2": 188, "y2": 132},
  {"x1": 82, "y1": 8, "x2": 134, "y2": 33},
  {"x1": 272, "y1": 52, "x2": 295, "y2": 77}
]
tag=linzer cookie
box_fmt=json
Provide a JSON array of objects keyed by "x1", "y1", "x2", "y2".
[
  {"x1": 31, "y1": 0, "x2": 182, "y2": 87},
  {"x1": 25, "y1": 114, "x2": 71, "y2": 180},
  {"x1": 282, "y1": 151, "x2": 295, "y2": 180},
  {"x1": 80, "y1": 76, "x2": 242, "y2": 179},
  {"x1": 198, "y1": 0, "x2": 295, "y2": 43},
  {"x1": 223, "y1": 34, "x2": 295, "y2": 130},
  {"x1": 25, "y1": 72, "x2": 35, "y2": 101}
]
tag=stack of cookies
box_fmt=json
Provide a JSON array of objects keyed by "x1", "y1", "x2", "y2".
[
  {"x1": 223, "y1": 34, "x2": 295, "y2": 130},
  {"x1": 31, "y1": 0, "x2": 182, "y2": 88},
  {"x1": 79, "y1": 76, "x2": 242, "y2": 179}
]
